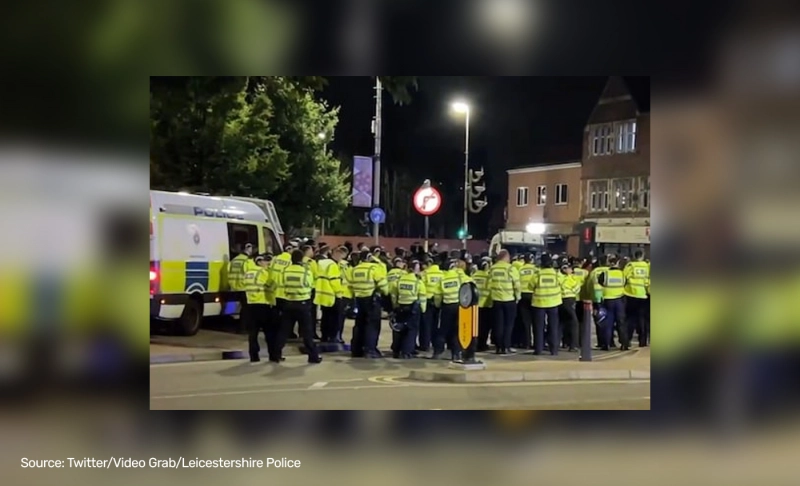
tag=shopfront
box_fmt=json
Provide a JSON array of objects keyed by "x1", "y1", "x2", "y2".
[{"x1": 595, "y1": 225, "x2": 650, "y2": 258}]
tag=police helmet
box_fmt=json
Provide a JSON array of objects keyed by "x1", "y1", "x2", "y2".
[
  {"x1": 445, "y1": 258, "x2": 457, "y2": 271},
  {"x1": 392, "y1": 256, "x2": 404, "y2": 266}
]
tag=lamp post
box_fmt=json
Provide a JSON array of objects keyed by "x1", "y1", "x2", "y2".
[{"x1": 452, "y1": 101, "x2": 470, "y2": 250}]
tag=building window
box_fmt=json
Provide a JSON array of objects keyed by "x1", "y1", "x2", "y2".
[
  {"x1": 555, "y1": 183, "x2": 568, "y2": 205},
  {"x1": 612, "y1": 178, "x2": 636, "y2": 211},
  {"x1": 639, "y1": 176, "x2": 650, "y2": 210},
  {"x1": 591, "y1": 124, "x2": 615, "y2": 156},
  {"x1": 516, "y1": 186, "x2": 529, "y2": 207},
  {"x1": 536, "y1": 185, "x2": 547, "y2": 206},
  {"x1": 617, "y1": 120, "x2": 637, "y2": 153},
  {"x1": 588, "y1": 180, "x2": 609, "y2": 212}
]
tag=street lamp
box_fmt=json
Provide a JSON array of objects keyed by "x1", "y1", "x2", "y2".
[
  {"x1": 451, "y1": 101, "x2": 470, "y2": 249},
  {"x1": 318, "y1": 132, "x2": 328, "y2": 152}
]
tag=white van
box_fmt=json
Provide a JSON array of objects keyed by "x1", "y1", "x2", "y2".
[{"x1": 149, "y1": 190, "x2": 284, "y2": 335}]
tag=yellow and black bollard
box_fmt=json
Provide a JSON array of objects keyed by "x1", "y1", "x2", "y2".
[{"x1": 452, "y1": 281, "x2": 486, "y2": 369}]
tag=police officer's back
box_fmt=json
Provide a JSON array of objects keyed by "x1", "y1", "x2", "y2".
[
  {"x1": 390, "y1": 260, "x2": 426, "y2": 359},
  {"x1": 489, "y1": 249, "x2": 521, "y2": 354},
  {"x1": 282, "y1": 250, "x2": 322, "y2": 363},
  {"x1": 433, "y1": 259, "x2": 463, "y2": 360},
  {"x1": 350, "y1": 249, "x2": 389, "y2": 358}
]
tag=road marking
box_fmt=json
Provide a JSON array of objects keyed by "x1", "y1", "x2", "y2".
[
  {"x1": 151, "y1": 383, "x2": 409, "y2": 401},
  {"x1": 368, "y1": 375, "x2": 649, "y2": 387},
  {"x1": 309, "y1": 382, "x2": 328, "y2": 389}
]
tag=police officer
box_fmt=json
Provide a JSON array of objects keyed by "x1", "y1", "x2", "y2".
[
  {"x1": 337, "y1": 247, "x2": 354, "y2": 342},
  {"x1": 419, "y1": 256, "x2": 443, "y2": 352},
  {"x1": 271, "y1": 241, "x2": 294, "y2": 336},
  {"x1": 391, "y1": 259, "x2": 426, "y2": 359},
  {"x1": 597, "y1": 255, "x2": 629, "y2": 351},
  {"x1": 281, "y1": 249, "x2": 322, "y2": 364},
  {"x1": 315, "y1": 246, "x2": 345, "y2": 343},
  {"x1": 529, "y1": 253, "x2": 562, "y2": 356},
  {"x1": 624, "y1": 249, "x2": 649, "y2": 347},
  {"x1": 350, "y1": 249, "x2": 389, "y2": 358},
  {"x1": 242, "y1": 253, "x2": 270, "y2": 363},
  {"x1": 489, "y1": 249, "x2": 521, "y2": 354},
  {"x1": 228, "y1": 242, "x2": 254, "y2": 293},
  {"x1": 433, "y1": 259, "x2": 462, "y2": 360},
  {"x1": 473, "y1": 257, "x2": 493, "y2": 351},
  {"x1": 559, "y1": 261, "x2": 581, "y2": 352},
  {"x1": 386, "y1": 257, "x2": 406, "y2": 303},
  {"x1": 300, "y1": 245, "x2": 321, "y2": 340},
  {"x1": 515, "y1": 253, "x2": 537, "y2": 349}
]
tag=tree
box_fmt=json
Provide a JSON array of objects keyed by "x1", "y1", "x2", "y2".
[{"x1": 150, "y1": 76, "x2": 351, "y2": 229}]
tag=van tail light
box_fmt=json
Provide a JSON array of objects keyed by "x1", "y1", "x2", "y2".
[{"x1": 150, "y1": 263, "x2": 159, "y2": 295}]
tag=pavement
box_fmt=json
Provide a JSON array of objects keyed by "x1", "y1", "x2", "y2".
[{"x1": 150, "y1": 343, "x2": 650, "y2": 410}]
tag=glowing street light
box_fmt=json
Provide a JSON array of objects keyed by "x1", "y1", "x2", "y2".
[
  {"x1": 451, "y1": 101, "x2": 471, "y2": 249},
  {"x1": 526, "y1": 222, "x2": 546, "y2": 235}
]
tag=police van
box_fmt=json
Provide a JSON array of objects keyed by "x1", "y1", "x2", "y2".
[{"x1": 150, "y1": 190, "x2": 284, "y2": 335}]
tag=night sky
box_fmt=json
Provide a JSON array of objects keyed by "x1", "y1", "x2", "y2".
[{"x1": 321, "y1": 76, "x2": 649, "y2": 239}]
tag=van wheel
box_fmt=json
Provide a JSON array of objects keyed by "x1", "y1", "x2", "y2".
[{"x1": 179, "y1": 297, "x2": 203, "y2": 336}]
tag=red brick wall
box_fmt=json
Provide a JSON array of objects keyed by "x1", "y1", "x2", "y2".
[{"x1": 313, "y1": 235, "x2": 488, "y2": 255}]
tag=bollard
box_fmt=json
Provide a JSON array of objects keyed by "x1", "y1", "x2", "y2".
[
  {"x1": 452, "y1": 282, "x2": 485, "y2": 370},
  {"x1": 580, "y1": 301, "x2": 593, "y2": 362}
]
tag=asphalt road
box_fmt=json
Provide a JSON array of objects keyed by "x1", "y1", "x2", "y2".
[{"x1": 150, "y1": 356, "x2": 650, "y2": 410}]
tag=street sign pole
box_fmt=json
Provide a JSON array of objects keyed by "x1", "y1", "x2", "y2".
[
  {"x1": 580, "y1": 301, "x2": 593, "y2": 362},
  {"x1": 413, "y1": 182, "x2": 442, "y2": 255},
  {"x1": 424, "y1": 216, "x2": 429, "y2": 254}
]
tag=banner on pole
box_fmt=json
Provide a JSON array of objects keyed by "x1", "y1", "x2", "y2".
[{"x1": 352, "y1": 156, "x2": 373, "y2": 208}]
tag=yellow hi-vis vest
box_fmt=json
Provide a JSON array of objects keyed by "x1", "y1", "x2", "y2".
[
  {"x1": 489, "y1": 261, "x2": 520, "y2": 303},
  {"x1": 283, "y1": 264, "x2": 313, "y2": 301},
  {"x1": 227, "y1": 254, "x2": 249, "y2": 291},
  {"x1": 560, "y1": 274, "x2": 581, "y2": 300},
  {"x1": 573, "y1": 267, "x2": 588, "y2": 286},
  {"x1": 435, "y1": 269, "x2": 462, "y2": 306},
  {"x1": 351, "y1": 262, "x2": 389, "y2": 298},
  {"x1": 518, "y1": 263, "x2": 537, "y2": 294},
  {"x1": 603, "y1": 268, "x2": 625, "y2": 300},
  {"x1": 314, "y1": 258, "x2": 341, "y2": 307},
  {"x1": 340, "y1": 261, "x2": 354, "y2": 299},
  {"x1": 393, "y1": 272, "x2": 426, "y2": 313},
  {"x1": 472, "y1": 269, "x2": 492, "y2": 308},
  {"x1": 270, "y1": 252, "x2": 292, "y2": 299},
  {"x1": 422, "y1": 265, "x2": 443, "y2": 299},
  {"x1": 242, "y1": 260, "x2": 269, "y2": 304},
  {"x1": 623, "y1": 261, "x2": 650, "y2": 299},
  {"x1": 387, "y1": 268, "x2": 404, "y2": 294},
  {"x1": 530, "y1": 268, "x2": 562, "y2": 308}
]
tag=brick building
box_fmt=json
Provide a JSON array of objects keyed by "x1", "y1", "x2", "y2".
[
  {"x1": 579, "y1": 76, "x2": 650, "y2": 258},
  {"x1": 506, "y1": 161, "x2": 583, "y2": 255}
]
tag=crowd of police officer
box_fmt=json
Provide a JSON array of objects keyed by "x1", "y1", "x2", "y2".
[{"x1": 226, "y1": 238, "x2": 650, "y2": 363}]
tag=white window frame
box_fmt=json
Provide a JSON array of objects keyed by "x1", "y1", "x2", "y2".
[
  {"x1": 536, "y1": 185, "x2": 547, "y2": 206},
  {"x1": 516, "y1": 186, "x2": 529, "y2": 207},
  {"x1": 611, "y1": 177, "x2": 636, "y2": 211},
  {"x1": 639, "y1": 176, "x2": 650, "y2": 210},
  {"x1": 555, "y1": 183, "x2": 568, "y2": 205},
  {"x1": 587, "y1": 180, "x2": 609, "y2": 213},
  {"x1": 591, "y1": 124, "x2": 615, "y2": 156},
  {"x1": 617, "y1": 120, "x2": 637, "y2": 154}
]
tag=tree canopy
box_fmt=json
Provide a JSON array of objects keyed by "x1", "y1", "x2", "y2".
[{"x1": 150, "y1": 76, "x2": 416, "y2": 229}]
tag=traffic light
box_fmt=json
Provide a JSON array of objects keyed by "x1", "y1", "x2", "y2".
[{"x1": 457, "y1": 227, "x2": 466, "y2": 239}]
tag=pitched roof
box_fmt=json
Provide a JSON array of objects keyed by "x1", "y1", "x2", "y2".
[{"x1": 586, "y1": 76, "x2": 640, "y2": 125}]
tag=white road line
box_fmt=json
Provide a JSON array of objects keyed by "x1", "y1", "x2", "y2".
[
  {"x1": 151, "y1": 383, "x2": 409, "y2": 401},
  {"x1": 309, "y1": 382, "x2": 328, "y2": 389}
]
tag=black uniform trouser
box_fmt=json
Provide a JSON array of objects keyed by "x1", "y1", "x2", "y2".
[
  {"x1": 560, "y1": 297, "x2": 579, "y2": 348},
  {"x1": 419, "y1": 299, "x2": 439, "y2": 351},
  {"x1": 434, "y1": 303, "x2": 459, "y2": 356},
  {"x1": 477, "y1": 307, "x2": 493, "y2": 350},
  {"x1": 282, "y1": 300, "x2": 319, "y2": 361},
  {"x1": 246, "y1": 304, "x2": 268, "y2": 360},
  {"x1": 338, "y1": 297, "x2": 352, "y2": 341},
  {"x1": 626, "y1": 296, "x2": 649, "y2": 345},
  {"x1": 533, "y1": 306, "x2": 560, "y2": 355},
  {"x1": 492, "y1": 301, "x2": 517, "y2": 351},
  {"x1": 516, "y1": 294, "x2": 533, "y2": 348},
  {"x1": 391, "y1": 303, "x2": 420, "y2": 356},
  {"x1": 602, "y1": 297, "x2": 627, "y2": 348},
  {"x1": 321, "y1": 299, "x2": 342, "y2": 341},
  {"x1": 353, "y1": 296, "x2": 381, "y2": 356}
]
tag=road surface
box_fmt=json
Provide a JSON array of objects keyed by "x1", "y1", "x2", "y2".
[{"x1": 150, "y1": 356, "x2": 649, "y2": 410}]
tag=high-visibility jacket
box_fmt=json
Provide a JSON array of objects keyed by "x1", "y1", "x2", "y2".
[
  {"x1": 560, "y1": 273, "x2": 581, "y2": 300},
  {"x1": 573, "y1": 267, "x2": 589, "y2": 286},
  {"x1": 227, "y1": 254, "x2": 249, "y2": 291},
  {"x1": 392, "y1": 272, "x2": 427, "y2": 313},
  {"x1": 387, "y1": 268, "x2": 404, "y2": 294},
  {"x1": 603, "y1": 268, "x2": 625, "y2": 300},
  {"x1": 242, "y1": 259, "x2": 269, "y2": 304},
  {"x1": 369, "y1": 255, "x2": 387, "y2": 281},
  {"x1": 456, "y1": 267, "x2": 473, "y2": 284},
  {"x1": 512, "y1": 260, "x2": 524, "y2": 271},
  {"x1": 489, "y1": 261, "x2": 520, "y2": 303},
  {"x1": 303, "y1": 255, "x2": 319, "y2": 279},
  {"x1": 472, "y1": 269, "x2": 492, "y2": 308},
  {"x1": 270, "y1": 252, "x2": 292, "y2": 299},
  {"x1": 340, "y1": 261, "x2": 354, "y2": 299},
  {"x1": 529, "y1": 268, "x2": 562, "y2": 308},
  {"x1": 283, "y1": 264, "x2": 314, "y2": 301},
  {"x1": 350, "y1": 262, "x2": 389, "y2": 298},
  {"x1": 518, "y1": 263, "x2": 537, "y2": 294},
  {"x1": 435, "y1": 269, "x2": 462, "y2": 307},
  {"x1": 264, "y1": 261, "x2": 276, "y2": 305},
  {"x1": 623, "y1": 261, "x2": 650, "y2": 299},
  {"x1": 314, "y1": 258, "x2": 342, "y2": 307},
  {"x1": 422, "y1": 265, "x2": 443, "y2": 299},
  {"x1": 589, "y1": 266, "x2": 609, "y2": 303}
]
